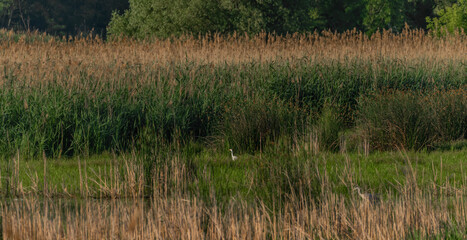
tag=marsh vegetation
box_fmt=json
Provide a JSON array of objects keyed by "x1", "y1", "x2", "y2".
[{"x1": 0, "y1": 28, "x2": 466, "y2": 239}]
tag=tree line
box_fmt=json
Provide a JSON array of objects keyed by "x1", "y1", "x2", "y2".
[
  {"x1": 0, "y1": 0, "x2": 128, "y2": 36},
  {"x1": 0, "y1": 0, "x2": 465, "y2": 38}
]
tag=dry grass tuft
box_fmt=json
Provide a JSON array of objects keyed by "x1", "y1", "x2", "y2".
[{"x1": 2, "y1": 184, "x2": 465, "y2": 239}]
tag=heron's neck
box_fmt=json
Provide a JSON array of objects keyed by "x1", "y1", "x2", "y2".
[
  {"x1": 230, "y1": 151, "x2": 234, "y2": 157},
  {"x1": 356, "y1": 188, "x2": 363, "y2": 197}
]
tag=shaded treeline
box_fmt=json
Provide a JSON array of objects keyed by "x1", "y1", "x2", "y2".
[{"x1": 0, "y1": 0, "x2": 464, "y2": 37}]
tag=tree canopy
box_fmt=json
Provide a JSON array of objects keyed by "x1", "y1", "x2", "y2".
[
  {"x1": 107, "y1": 0, "x2": 317, "y2": 39},
  {"x1": 0, "y1": 0, "x2": 465, "y2": 38},
  {"x1": 427, "y1": 0, "x2": 466, "y2": 33}
]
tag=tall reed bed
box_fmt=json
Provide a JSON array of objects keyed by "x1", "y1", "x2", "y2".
[
  {"x1": 3, "y1": 190, "x2": 466, "y2": 239},
  {"x1": 0, "y1": 28, "x2": 465, "y2": 157},
  {"x1": 1, "y1": 27, "x2": 465, "y2": 69},
  {"x1": 2, "y1": 151, "x2": 466, "y2": 239}
]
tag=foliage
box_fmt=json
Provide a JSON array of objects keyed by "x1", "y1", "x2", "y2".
[
  {"x1": 0, "y1": 0, "x2": 463, "y2": 37},
  {"x1": 2, "y1": 148, "x2": 467, "y2": 238},
  {"x1": 363, "y1": 0, "x2": 406, "y2": 34},
  {"x1": 427, "y1": 0, "x2": 467, "y2": 34},
  {"x1": 107, "y1": 0, "x2": 315, "y2": 39},
  {"x1": 0, "y1": 0, "x2": 12, "y2": 14},
  {"x1": 358, "y1": 89, "x2": 467, "y2": 150},
  {"x1": 107, "y1": 0, "x2": 451, "y2": 38},
  {"x1": 108, "y1": 0, "x2": 231, "y2": 39},
  {"x1": 309, "y1": 0, "x2": 366, "y2": 31}
]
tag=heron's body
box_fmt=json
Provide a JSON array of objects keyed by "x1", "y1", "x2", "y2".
[
  {"x1": 229, "y1": 149, "x2": 238, "y2": 161},
  {"x1": 353, "y1": 186, "x2": 380, "y2": 204}
]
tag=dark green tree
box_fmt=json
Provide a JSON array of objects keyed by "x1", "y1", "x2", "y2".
[
  {"x1": 363, "y1": 0, "x2": 407, "y2": 33},
  {"x1": 0, "y1": 0, "x2": 12, "y2": 27},
  {"x1": 108, "y1": 0, "x2": 232, "y2": 39},
  {"x1": 306, "y1": 0, "x2": 441, "y2": 33},
  {"x1": 0, "y1": 0, "x2": 450, "y2": 38},
  {"x1": 311, "y1": 0, "x2": 366, "y2": 32},
  {"x1": 107, "y1": 0, "x2": 315, "y2": 39},
  {"x1": 404, "y1": 0, "x2": 437, "y2": 29},
  {"x1": 0, "y1": 0, "x2": 128, "y2": 36}
]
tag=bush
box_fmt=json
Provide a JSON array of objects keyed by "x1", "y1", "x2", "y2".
[
  {"x1": 107, "y1": 0, "x2": 314, "y2": 39},
  {"x1": 312, "y1": 105, "x2": 344, "y2": 152},
  {"x1": 107, "y1": 0, "x2": 231, "y2": 39},
  {"x1": 428, "y1": 89, "x2": 467, "y2": 142},
  {"x1": 219, "y1": 96, "x2": 307, "y2": 153},
  {"x1": 358, "y1": 89, "x2": 467, "y2": 151}
]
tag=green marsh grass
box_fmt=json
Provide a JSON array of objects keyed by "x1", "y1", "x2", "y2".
[{"x1": 0, "y1": 59, "x2": 465, "y2": 157}]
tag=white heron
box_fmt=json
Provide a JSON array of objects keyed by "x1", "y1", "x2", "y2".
[
  {"x1": 353, "y1": 186, "x2": 380, "y2": 204},
  {"x1": 229, "y1": 149, "x2": 238, "y2": 161}
]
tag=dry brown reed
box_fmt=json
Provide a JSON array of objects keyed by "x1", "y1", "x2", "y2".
[
  {"x1": 2, "y1": 152, "x2": 467, "y2": 239},
  {"x1": 0, "y1": 27, "x2": 465, "y2": 87},
  {"x1": 2, "y1": 180, "x2": 465, "y2": 239}
]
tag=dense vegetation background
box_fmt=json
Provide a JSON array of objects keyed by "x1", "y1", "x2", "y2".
[
  {"x1": 0, "y1": 30, "x2": 464, "y2": 159},
  {"x1": 0, "y1": 0, "x2": 465, "y2": 37},
  {"x1": 0, "y1": 2, "x2": 466, "y2": 238}
]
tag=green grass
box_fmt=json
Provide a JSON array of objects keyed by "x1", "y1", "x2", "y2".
[
  {"x1": 322, "y1": 150, "x2": 467, "y2": 193},
  {"x1": 0, "y1": 152, "x2": 117, "y2": 197},
  {"x1": 407, "y1": 223, "x2": 467, "y2": 240},
  {"x1": 2, "y1": 147, "x2": 466, "y2": 202}
]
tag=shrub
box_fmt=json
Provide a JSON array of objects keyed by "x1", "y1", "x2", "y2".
[
  {"x1": 428, "y1": 89, "x2": 467, "y2": 141},
  {"x1": 219, "y1": 96, "x2": 307, "y2": 153},
  {"x1": 312, "y1": 105, "x2": 344, "y2": 152},
  {"x1": 358, "y1": 89, "x2": 467, "y2": 151}
]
